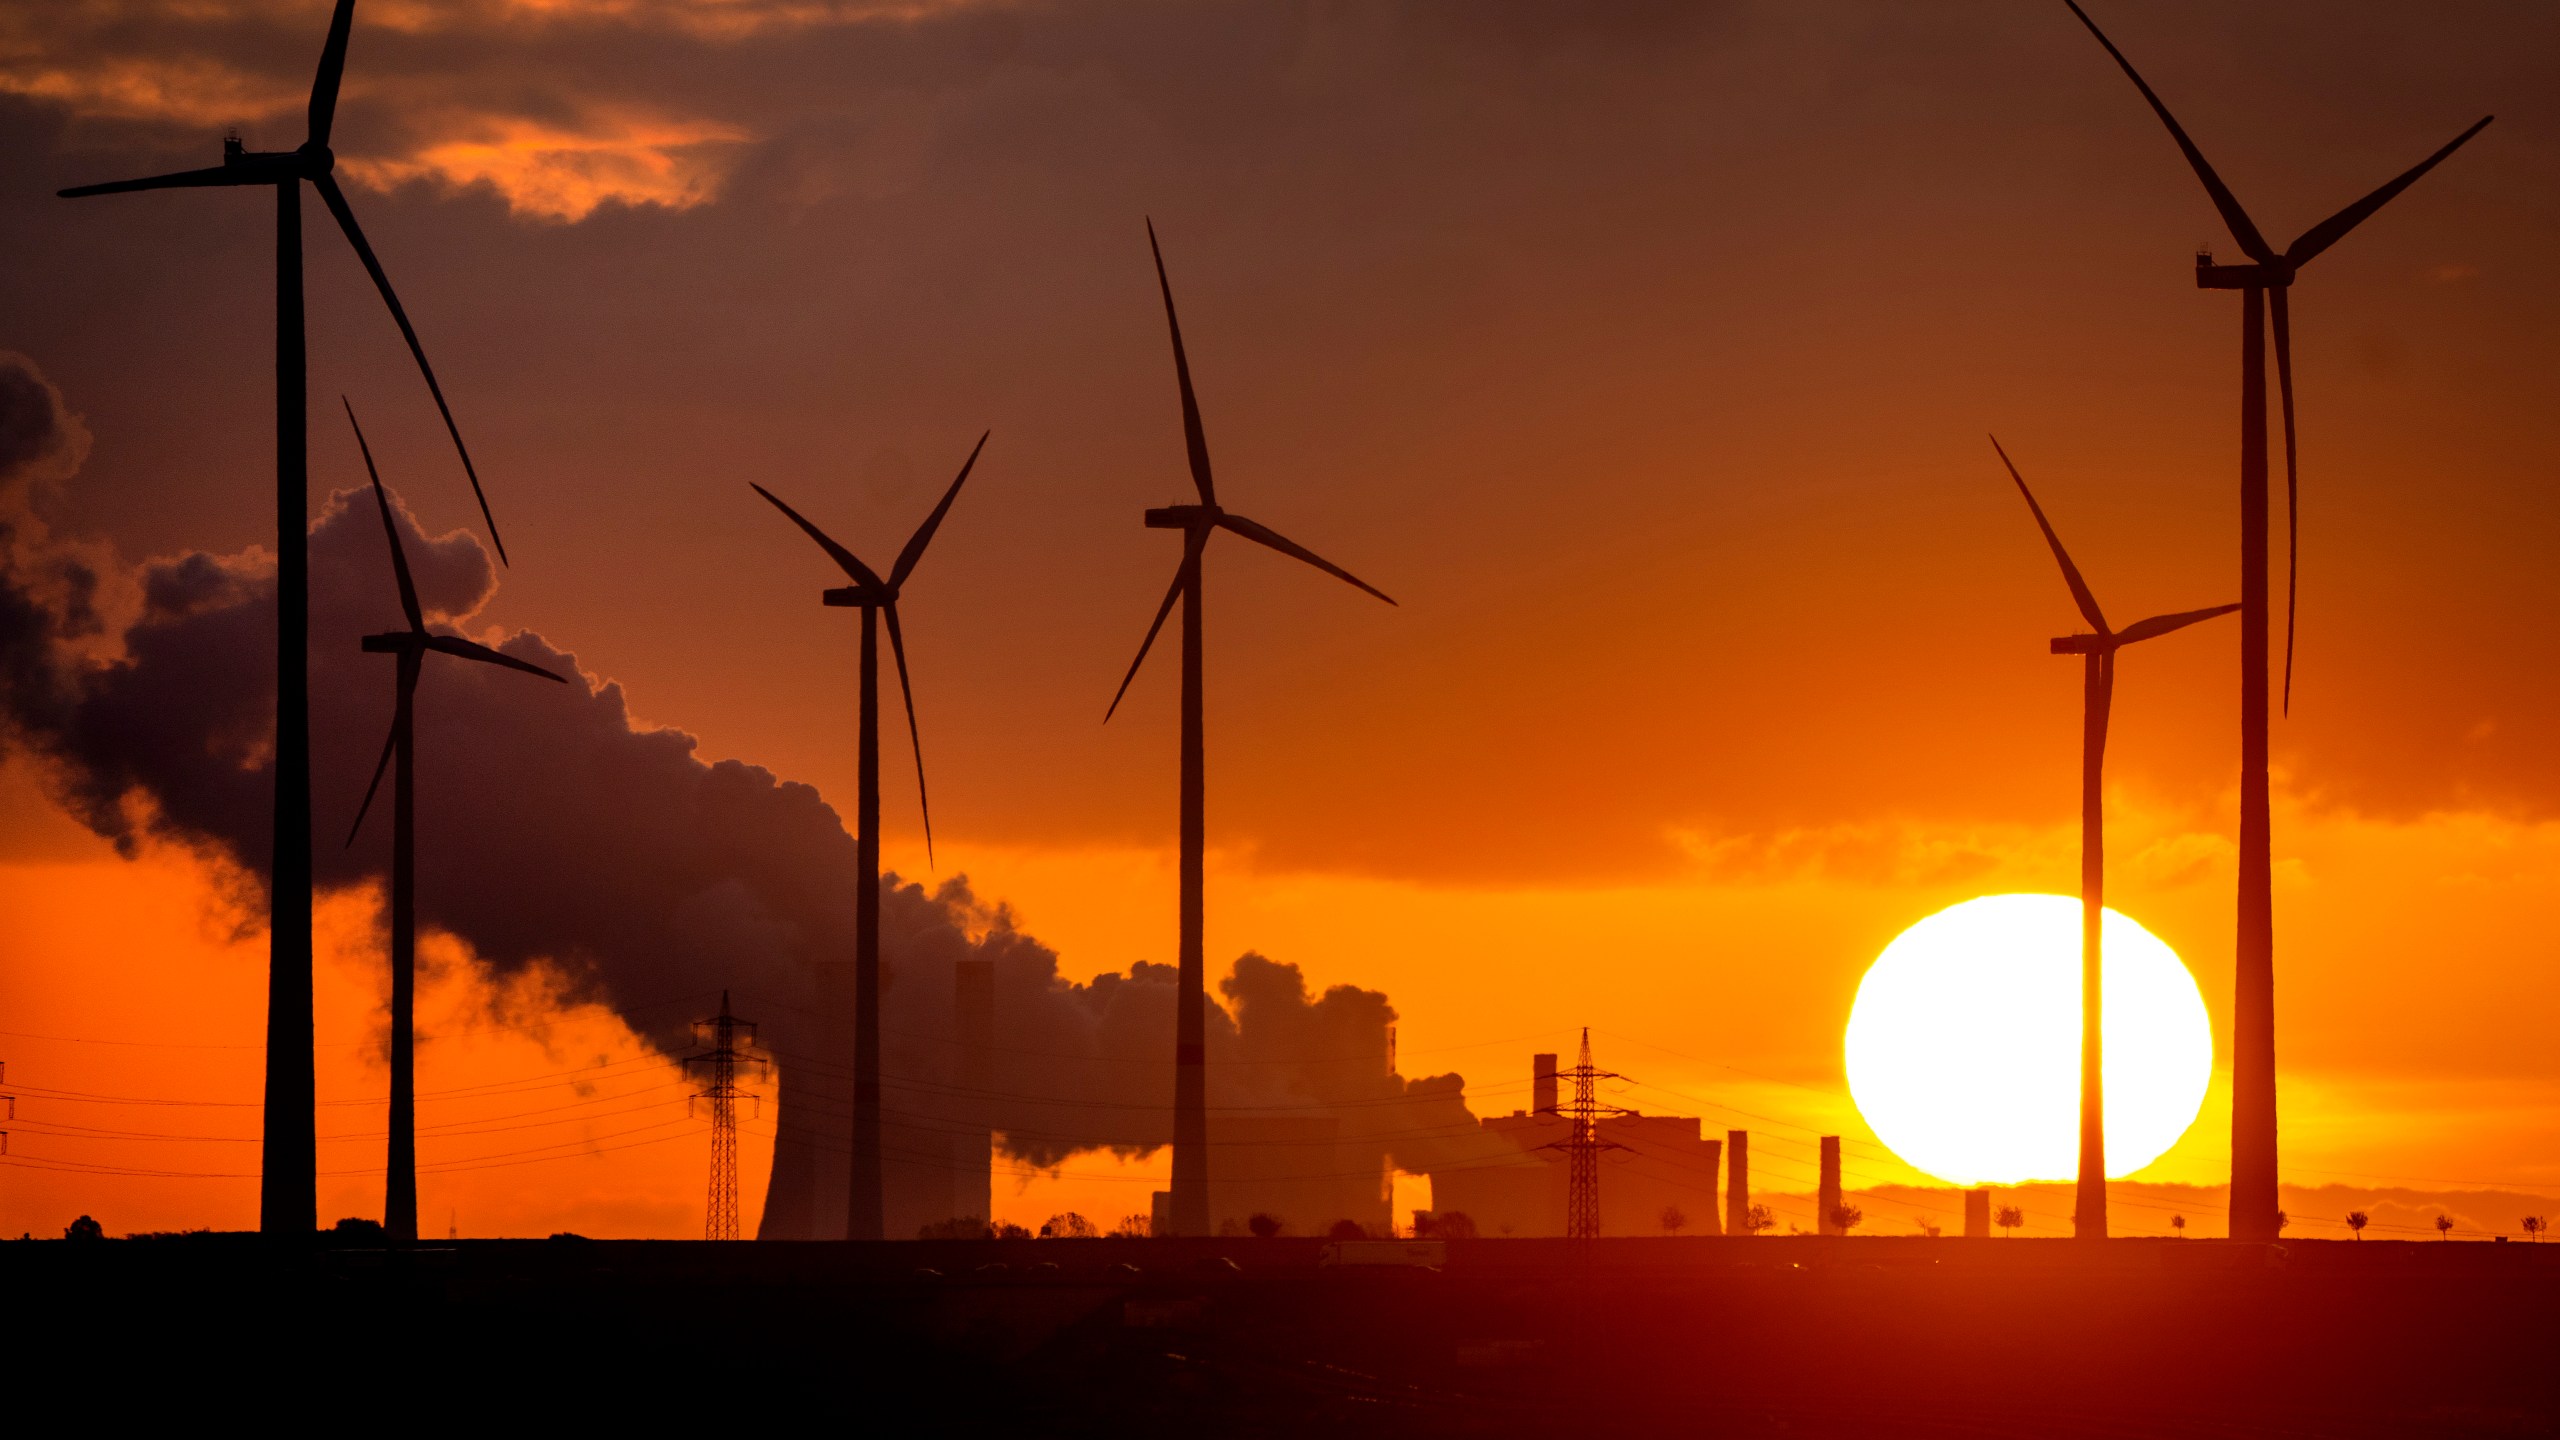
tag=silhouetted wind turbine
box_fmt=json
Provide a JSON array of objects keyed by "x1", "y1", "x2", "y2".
[
  {"x1": 342, "y1": 403, "x2": 561, "y2": 1245},
  {"x1": 59, "y1": 0, "x2": 503, "y2": 1236},
  {"x1": 1994, "y1": 437, "x2": 2234, "y2": 1241},
  {"x1": 2063, "y1": 0, "x2": 2489, "y2": 1243},
  {"x1": 752, "y1": 431, "x2": 987, "y2": 1241},
  {"x1": 1105, "y1": 222, "x2": 1396, "y2": 1238}
]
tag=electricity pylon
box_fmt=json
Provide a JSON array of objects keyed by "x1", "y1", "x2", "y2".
[
  {"x1": 684, "y1": 993, "x2": 765, "y2": 1241},
  {"x1": 1543, "y1": 1030, "x2": 1630, "y2": 1241}
]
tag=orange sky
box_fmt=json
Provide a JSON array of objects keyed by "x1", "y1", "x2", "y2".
[{"x1": 4, "y1": 0, "x2": 2559, "y2": 1238}]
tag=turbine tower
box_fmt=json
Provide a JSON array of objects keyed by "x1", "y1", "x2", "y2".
[
  {"x1": 1105, "y1": 222, "x2": 1396, "y2": 1237},
  {"x1": 2062, "y1": 1, "x2": 2489, "y2": 1242},
  {"x1": 752, "y1": 432, "x2": 987, "y2": 1240},
  {"x1": 343, "y1": 403, "x2": 562, "y2": 1244},
  {"x1": 58, "y1": 0, "x2": 504, "y2": 1235},
  {"x1": 1994, "y1": 437, "x2": 2234, "y2": 1239}
]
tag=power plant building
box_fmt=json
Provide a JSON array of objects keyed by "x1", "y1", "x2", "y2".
[
  {"x1": 1427, "y1": 1055, "x2": 1724, "y2": 1237},
  {"x1": 1148, "y1": 1114, "x2": 1395, "y2": 1237}
]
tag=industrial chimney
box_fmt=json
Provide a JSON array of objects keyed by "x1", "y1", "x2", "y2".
[
  {"x1": 953, "y1": 960, "x2": 994, "y2": 1227},
  {"x1": 1818, "y1": 1136, "x2": 1843, "y2": 1236},
  {"x1": 1726, "y1": 1129, "x2": 1750, "y2": 1236},
  {"x1": 1532, "y1": 1053, "x2": 1558, "y2": 1116},
  {"x1": 1965, "y1": 1186, "x2": 1991, "y2": 1239}
]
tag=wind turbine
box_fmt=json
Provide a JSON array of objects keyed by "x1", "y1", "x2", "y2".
[
  {"x1": 1994, "y1": 437, "x2": 2234, "y2": 1240},
  {"x1": 2062, "y1": 0, "x2": 2489, "y2": 1242},
  {"x1": 343, "y1": 402, "x2": 562, "y2": 1245},
  {"x1": 751, "y1": 431, "x2": 987, "y2": 1241},
  {"x1": 59, "y1": 0, "x2": 504, "y2": 1235},
  {"x1": 1105, "y1": 222, "x2": 1396, "y2": 1238}
]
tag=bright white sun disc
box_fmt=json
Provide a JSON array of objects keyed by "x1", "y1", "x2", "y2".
[{"x1": 1844, "y1": 893, "x2": 2212, "y2": 1186}]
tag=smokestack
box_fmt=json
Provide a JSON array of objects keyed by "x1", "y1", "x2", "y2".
[
  {"x1": 1817, "y1": 1136, "x2": 1843, "y2": 1236},
  {"x1": 1965, "y1": 1186, "x2": 1991, "y2": 1239},
  {"x1": 1532, "y1": 1053, "x2": 1558, "y2": 1116},
  {"x1": 952, "y1": 960, "x2": 994, "y2": 1225},
  {"x1": 1726, "y1": 1129, "x2": 1749, "y2": 1236}
]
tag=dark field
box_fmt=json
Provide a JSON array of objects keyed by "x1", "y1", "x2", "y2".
[{"x1": 14, "y1": 1234, "x2": 2555, "y2": 1435}]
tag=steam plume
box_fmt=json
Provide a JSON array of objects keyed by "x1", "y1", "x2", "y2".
[{"x1": 0, "y1": 355, "x2": 1496, "y2": 1236}]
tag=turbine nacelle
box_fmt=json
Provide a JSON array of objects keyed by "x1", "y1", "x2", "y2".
[
  {"x1": 1994, "y1": 435, "x2": 2238, "y2": 657},
  {"x1": 57, "y1": 0, "x2": 509, "y2": 567},
  {"x1": 1105, "y1": 223, "x2": 1397, "y2": 727},
  {"x1": 1145, "y1": 504, "x2": 1221, "y2": 529},
  {"x1": 2194, "y1": 252, "x2": 2292, "y2": 290},
  {"x1": 2068, "y1": 0, "x2": 2491, "y2": 711},
  {"x1": 749, "y1": 430, "x2": 988, "y2": 867}
]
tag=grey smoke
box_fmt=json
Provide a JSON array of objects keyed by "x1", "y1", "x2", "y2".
[{"x1": 0, "y1": 354, "x2": 1498, "y2": 1236}]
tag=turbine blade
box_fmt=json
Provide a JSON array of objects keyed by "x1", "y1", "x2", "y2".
[
  {"x1": 1213, "y1": 512, "x2": 1396, "y2": 606},
  {"x1": 882, "y1": 602, "x2": 933, "y2": 869},
  {"x1": 748, "y1": 483, "x2": 886, "y2": 591},
  {"x1": 1105, "y1": 528, "x2": 1208, "y2": 723},
  {"x1": 1989, "y1": 435, "x2": 2109, "y2": 635},
  {"x1": 2272, "y1": 287, "x2": 2300, "y2": 716},
  {"x1": 344, "y1": 398, "x2": 424, "y2": 632},
  {"x1": 889, "y1": 430, "x2": 989, "y2": 590},
  {"x1": 314, "y1": 173, "x2": 507, "y2": 566},
  {"x1": 58, "y1": 167, "x2": 251, "y2": 198},
  {"x1": 1146, "y1": 218, "x2": 1217, "y2": 506},
  {"x1": 2113, "y1": 603, "x2": 2241, "y2": 646},
  {"x1": 421, "y1": 633, "x2": 569, "y2": 683},
  {"x1": 2285, "y1": 117, "x2": 2493, "y2": 269},
  {"x1": 346, "y1": 715, "x2": 397, "y2": 848},
  {"x1": 308, "y1": 0, "x2": 357, "y2": 148},
  {"x1": 2061, "y1": 0, "x2": 2275, "y2": 263}
]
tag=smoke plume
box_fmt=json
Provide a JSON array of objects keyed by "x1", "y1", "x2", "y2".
[{"x1": 0, "y1": 354, "x2": 1500, "y2": 1236}]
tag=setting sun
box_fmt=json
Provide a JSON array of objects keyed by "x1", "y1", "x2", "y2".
[{"x1": 1844, "y1": 894, "x2": 2213, "y2": 1186}]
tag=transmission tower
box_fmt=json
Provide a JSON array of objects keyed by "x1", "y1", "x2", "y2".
[
  {"x1": 683, "y1": 993, "x2": 764, "y2": 1241},
  {"x1": 1542, "y1": 1029, "x2": 1630, "y2": 1241}
]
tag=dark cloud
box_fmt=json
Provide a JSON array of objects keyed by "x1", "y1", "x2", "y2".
[
  {"x1": 9, "y1": 0, "x2": 2553, "y2": 887},
  {"x1": 0, "y1": 351, "x2": 89, "y2": 495},
  {"x1": 0, "y1": 350, "x2": 1496, "y2": 1236}
]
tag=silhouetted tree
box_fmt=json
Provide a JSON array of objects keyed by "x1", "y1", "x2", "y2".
[
  {"x1": 1326, "y1": 1219, "x2": 1367, "y2": 1240},
  {"x1": 1995, "y1": 1205, "x2": 2024, "y2": 1238},
  {"x1": 1660, "y1": 1205, "x2": 1687, "y2": 1236},
  {"x1": 2522, "y1": 1215, "x2": 2547, "y2": 1243},
  {"x1": 1414, "y1": 1211, "x2": 1475, "y2": 1240},
  {"x1": 1917, "y1": 1219, "x2": 1941, "y2": 1239},
  {"x1": 64, "y1": 1215, "x2": 102, "y2": 1241},
  {"x1": 1038, "y1": 1212, "x2": 1095, "y2": 1239},
  {"x1": 1829, "y1": 1204, "x2": 1864, "y2": 1235},
  {"x1": 2274, "y1": 1209, "x2": 2290, "y2": 1234},
  {"x1": 1744, "y1": 1204, "x2": 1775, "y2": 1236},
  {"x1": 993, "y1": 1221, "x2": 1032, "y2": 1240},
  {"x1": 2435, "y1": 1214, "x2": 2455, "y2": 1240},
  {"x1": 329, "y1": 1216, "x2": 386, "y2": 1245},
  {"x1": 2346, "y1": 1210, "x2": 2369, "y2": 1241},
  {"x1": 917, "y1": 1217, "x2": 993, "y2": 1240},
  {"x1": 1247, "y1": 1213, "x2": 1283, "y2": 1239},
  {"x1": 2170, "y1": 1214, "x2": 2186, "y2": 1238},
  {"x1": 1108, "y1": 1214, "x2": 1152, "y2": 1239}
]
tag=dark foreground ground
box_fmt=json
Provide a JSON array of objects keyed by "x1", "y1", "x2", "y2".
[{"x1": 10, "y1": 1234, "x2": 2555, "y2": 1436}]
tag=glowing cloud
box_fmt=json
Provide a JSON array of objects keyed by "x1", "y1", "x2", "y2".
[
  {"x1": 341, "y1": 111, "x2": 751, "y2": 222},
  {"x1": 0, "y1": 55, "x2": 297, "y2": 126}
]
